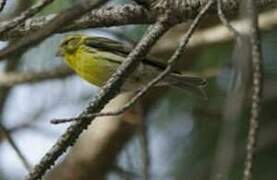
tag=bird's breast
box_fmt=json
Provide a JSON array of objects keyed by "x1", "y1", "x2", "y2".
[{"x1": 64, "y1": 49, "x2": 115, "y2": 87}]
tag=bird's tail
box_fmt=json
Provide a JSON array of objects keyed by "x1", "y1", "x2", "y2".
[{"x1": 165, "y1": 73, "x2": 207, "y2": 98}]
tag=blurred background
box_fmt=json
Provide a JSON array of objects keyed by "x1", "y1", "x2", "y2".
[{"x1": 0, "y1": 0, "x2": 276, "y2": 180}]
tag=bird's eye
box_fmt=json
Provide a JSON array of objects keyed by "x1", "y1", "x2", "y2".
[
  {"x1": 60, "y1": 40, "x2": 69, "y2": 48},
  {"x1": 69, "y1": 38, "x2": 79, "y2": 46},
  {"x1": 64, "y1": 38, "x2": 80, "y2": 53},
  {"x1": 64, "y1": 40, "x2": 70, "y2": 45}
]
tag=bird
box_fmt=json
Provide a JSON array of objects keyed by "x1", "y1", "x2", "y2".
[{"x1": 56, "y1": 34, "x2": 206, "y2": 93}]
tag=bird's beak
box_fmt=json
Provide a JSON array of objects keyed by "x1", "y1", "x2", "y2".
[{"x1": 56, "y1": 48, "x2": 64, "y2": 57}]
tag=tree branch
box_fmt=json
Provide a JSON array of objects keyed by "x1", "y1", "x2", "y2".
[
  {"x1": 0, "y1": 0, "x2": 55, "y2": 35},
  {"x1": 0, "y1": 0, "x2": 109, "y2": 60},
  {"x1": 0, "y1": 0, "x2": 274, "y2": 41},
  {"x1": 0, "y1": 123, "x2": 32, "y2": 171},
  {"x1": 50, "y1": 0, "x2": 213, "y2": 125},
  {"x1": 243, "y1": 0, "x2": 263, "y2": 179},
  {"x1": 154, "y1": 8, "x2": 277, "y2": 54},
  {"x1": 26, "y1": 19, "x2": 170, "y2": 180},
  {"x1": 45, "y1": 94, "x2": 139, "y2": 180},
  {"x1": 0, "y1": 9, "x2": 274, "y2": 90},
  {"x1": 1, "y1": 4, "x2": 151, "y2": 40}
]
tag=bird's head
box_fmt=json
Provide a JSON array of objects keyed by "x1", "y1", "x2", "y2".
[{"x1": 56, "y1": 34, "x2": 85, "y2": 57}]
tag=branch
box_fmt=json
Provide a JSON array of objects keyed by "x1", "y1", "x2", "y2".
[
  {"x1": 191, "y1": 9, "x2": 276, "y2": 47},
  {"x1": 0, "y1": 10, "x2": 274, "y2": 89},
  {"x1": 0, "y1": 0, "x2": 274, "y2": 41},
  {"x1": 217, "y1": 0, "x2": 241, "y2": 36},
  {"x1": 46, "y1": 94, "x2": 139, "y2": 180},
  {"x1": 0, "y1": 123, "x2": 32, "y2": 171},
  {"x1": 0, "y1": 0, "x2": 109, "y2": 61},
  {"x1": 0, "y1": 0, "x2": 55, "y2": 35},
  {"x1": 154, "y1": 8, "x2": 277, "y2": 54},
  {"x1": 243, "y1": 0, "x2": 263, "y2": 179},
  {"x1": 26, "y1": 20, "x2": 170, "y2": 180},
  {"x1": 50, "y1": 0, "x2": 213, "y2": 125},
  {"x1": 0, "y1": 7, "x2": 274, "y2": 88},
  {"x1": 0, "y1": 66, "x2": 72, "y2": 87},
  {"x1": 1, "y1": 4, "x2": 151, "y2": 40}
]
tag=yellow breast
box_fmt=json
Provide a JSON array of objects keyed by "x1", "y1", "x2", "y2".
[{"x1": 63, "y1": 46, "x2": 116, "y2": 87}]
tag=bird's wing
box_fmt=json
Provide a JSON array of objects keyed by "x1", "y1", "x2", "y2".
[
  {"x1": 84, "y1": 36, "x2": 131, "y2": 57},
  {"x1": 84, "y1": 36, "x2": 169, "y2": 71}
]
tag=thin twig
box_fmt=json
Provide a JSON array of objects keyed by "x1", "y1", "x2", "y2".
[
  {"x1": 243, "y1": 0, "x2": 263, "y2": 179},
  {"x1": 0, "y1": 123, "x2": 32, "y2": 171},
  {"x1": 0, "y1": 0, "x2": 109, "y2": 61},
  {"x1": 217, "y1": 0, "x2": 241, "y2": 37},
  {"x1": 0, "y1": 0, "x2": 6, "y2": 12},
  {"x1": 26, "y1": 19, "x2": 169, "y2": 180},
  {"x1": 159, "y1": 8, "x2": 277, "y2": 51},
  {"x1": 0, "y1": 0, "x2": 55, "y2": 35},
  {"x1": 51, "y1": 0, "x2": 213, "y2": 125}
]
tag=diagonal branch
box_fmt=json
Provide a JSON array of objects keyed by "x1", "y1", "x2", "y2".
[
  {"x1": 26, "y1": 19, "x2": 170, "y2": 180},
  {"x1": 50, "y1": 0, "x2": 213, "y2": 125},
  {"x1": 0, "y1": 0, "x2": 55, "y2": 35},
  {"x1": 5, "y1": 8, "x2": 276, "y2": 90},
  {"x1": 0, "y1": 4, "x2": 151, "y2": 40},
  {"x1": 0, "y1": 123, "x2": 32, "y2": 171},
  {"x1": 152, "y1": 8, "x2": 277, "y2": 54},
  {"x1": 217, "y1": 0, "x2": 241, "y2": 37},
  {"x1": 0, "y1": 0, "x2": 109, "y2": 61}
]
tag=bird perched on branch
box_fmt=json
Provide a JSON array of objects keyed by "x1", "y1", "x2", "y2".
[{"x1": 57, "y1": 34, "x2": 206, "y2": 94}]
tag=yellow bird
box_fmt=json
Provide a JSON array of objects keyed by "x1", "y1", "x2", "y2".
[{"x1": 57, "y1": 34, "x2": 206, "y2": 93}]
